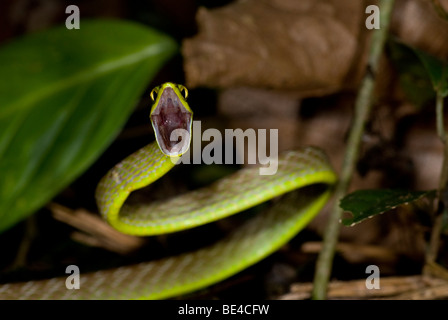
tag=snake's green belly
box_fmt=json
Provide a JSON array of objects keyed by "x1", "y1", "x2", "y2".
[{"x1": 0, "y1": 144, "x2": 336, "y2": 299}]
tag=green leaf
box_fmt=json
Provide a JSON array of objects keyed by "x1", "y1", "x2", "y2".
[
  {"x1": 387, "y1": 40, "x2": 436, "y2": 109},
  {"x1": 414, "y1": 48, "x2": 448, "y2": 97},
  {"x1": 340, "y1": 189, "x2": 435, "y2": 226},
  {"x1": 0, "y1": 19, "x2": 177, "y2": 233}
]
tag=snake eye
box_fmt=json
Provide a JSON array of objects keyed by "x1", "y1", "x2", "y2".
[
  {"x1": 150, "y1": 87, "x2": 160, "y2": 101},
  {"x1": 178, "y1": 85, "x2": 188, "y2": 100}
]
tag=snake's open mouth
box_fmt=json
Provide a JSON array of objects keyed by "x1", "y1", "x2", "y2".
[{"x1": 151, "y1": 87, "x2": 192, "y2": 156}]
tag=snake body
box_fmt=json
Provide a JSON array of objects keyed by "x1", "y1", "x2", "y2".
[{"x1": 0, "y1": 83, "x2": 336, "y2": 299}]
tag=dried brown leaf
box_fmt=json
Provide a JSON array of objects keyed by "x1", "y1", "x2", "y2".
[
  {"x1": 183, "y1": 0, "x2": 448, "y2": 96},
  {"x1": 183, "y1": 0, "x2": 364, "y2": 95}
]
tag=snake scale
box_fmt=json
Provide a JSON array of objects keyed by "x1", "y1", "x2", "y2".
[{"x1": 0, "y1": 83, "x2": 337, "y2": 299}]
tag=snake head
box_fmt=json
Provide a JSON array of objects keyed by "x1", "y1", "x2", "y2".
[{"x1": 149, "y1": 83, "x2": 193, "y2": 157}]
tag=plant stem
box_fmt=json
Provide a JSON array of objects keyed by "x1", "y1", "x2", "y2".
[
  {"x1": 431, "y1": 0, "x2": 448, "y2": 21},
  {"x1": 436, "y1": 93, "x2": 448, "y2": 196},
  {"x1": 436, "y1": 93, "x2": 446, "y2": 145},
  {"x1": 312, "y1": 0, "x2": 396, "y2": 299},
  {"x1": 425, "y1": 93, "x2": 447, "y2": 266}
]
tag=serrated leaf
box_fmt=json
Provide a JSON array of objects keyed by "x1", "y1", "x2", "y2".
[
  {"x1": 0, "y1": 19, "x2": 177, "y2": 233},
  {"x1": 340, "y1": 189, "x2": 435, "y2": 226},
  {"x1": 414, "y1": 48, "x2": 448, "y2": 97}
]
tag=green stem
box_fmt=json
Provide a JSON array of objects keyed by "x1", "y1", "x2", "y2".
[
  {"x1": 312, "y1": 0, "x2": 396, "y2": 299},
  {"x1": 426, "y1": 93, "x2": 447, "y2": 266},
  {"x1": 436, "y1": 93, "x2": 446, "y2": 145},
  {"x1": 431, "y1": 0, "x2": 448, "y2": 21},
  {"x1": 436, "y1": 93, "x2": 448, "y2": 195}
]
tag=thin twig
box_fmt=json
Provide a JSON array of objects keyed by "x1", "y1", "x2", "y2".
[
  {"x1": 425, "y1": 93, "x2": 448, "y2": 266},
  {"x1": 436, "y1": 93, "x2": 448, "y2": 199},
  {"x1": 312, "y1": 0, "x2": 396, "y2": 299},
  {"x1": 49, "y1": 203, "x2": 146, "y2": 254},
  {"x1": 431, "y1": 0, "x2": 448, "y2": 21},
  {"x1": 436, "y1": 93, "x2": 446, "y2": 145},
  {"x1": 425, "y1": 214, "x2": 444, "y2": 265},
  {"x1": 280, "y1": 275, "x2": 448, "y2": 300},
  {"x1": 6, "y1": 216, "x2": 37, "y2": 271},
  {"x1": 423, "y1": 261, "x2": 448, "y2": 281},
  {"x1": 302, "y1": 241, "x2": 398, "y2": 264}
]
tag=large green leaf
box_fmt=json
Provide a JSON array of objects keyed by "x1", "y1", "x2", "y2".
[{"x1": 0, "y1": 19, "x2": 177, "y2": 233}]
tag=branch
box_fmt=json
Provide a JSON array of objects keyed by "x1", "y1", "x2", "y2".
[
  {"x1": 312, "y1": 0, "x2": 396, "y2": 299},
  {"x1": 425, "y1": 93, "x2": 448, "y2": 266}
]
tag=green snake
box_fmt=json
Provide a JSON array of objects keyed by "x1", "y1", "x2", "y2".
[{"x1": 0, "y1": 82, "x2": 337, "y2": 299}]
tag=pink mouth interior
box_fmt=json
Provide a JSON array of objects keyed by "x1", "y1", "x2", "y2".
[{"x1": 151, "y1": 87, "x2": 191, "y2": 154}]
